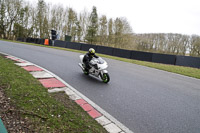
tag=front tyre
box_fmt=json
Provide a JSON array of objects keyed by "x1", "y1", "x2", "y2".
[{"x1": 101, "y1": 73, "x2": 110, "y2": 83}]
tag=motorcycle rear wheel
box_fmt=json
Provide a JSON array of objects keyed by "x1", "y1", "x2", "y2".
[{"x1": 83, "y1": 69, "x2": 89, "y2": 75}]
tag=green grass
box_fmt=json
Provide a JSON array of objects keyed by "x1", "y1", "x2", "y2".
[
  {"x1": 0, "y1": 55, "x2": 107, "y2": 132},
  {"x1": 1, "y1": 39, "x2": 200, "y2": 79}
]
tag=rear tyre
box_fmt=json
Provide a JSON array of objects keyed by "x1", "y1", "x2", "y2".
[
  {"x1": 101, "y1": 73, "x2": 110, "y2": 83},
  {"x1": 81, "y1": 64, "x2": 89, "y2": 75},
  {"x1": 83, "y1": 69, "x2": 89, "y2": 75}
]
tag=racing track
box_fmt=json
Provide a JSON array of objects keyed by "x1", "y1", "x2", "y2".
[{"x1": 1, "y1": 40, "x2": 200, "y2": 133}]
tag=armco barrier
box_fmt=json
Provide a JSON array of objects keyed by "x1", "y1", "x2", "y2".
[
  {"x1": 26, "y1": 37, "x2": 31, "y2": 42},
  {"x1": 23, "y1": 38, "x2": 27, "y2": 42},
  {"x1": 30, "y1": 38, "x2": 34, "y2": 43},
  {"x1": 175, "y1": 56, "x2": 200, "y2": 68},
  {"x1": 96, "y1": 46, "x2": 113, "y2": 56},
  {"x1": 17, "y1": 37, "x2": 22, "y2": 41},
  {"x1": 26, "y1": 37, "x2": 29, "y2": 42},
  {"x1": 33, "y1": 38, "x2": 37, "y2": 43},
  {"x1": 49, "y1": 39, "x2": 52, "y2": 46},
  {"x1": 65, "y1": 42, "x2": 82, "y2": 50},
  {"x1": 81, "y1": 43, "x2": 97, "y2": 51},
  {"x1": 131, "y1": 51, "x2": 153, "y2": 62},
  {"x1": 37, "y1": 39, "x2": 41, "y2": 44},
  {"x1": 152, "y1": 53, "x2": 176, "y2": 65},
  {"x1": 54, "y1": 40, "x2": 66, "y2": 48},
  {"x1": 35, "y1": 38, "x2": 39, "y2": 44},
  {"x1": 17, "y1": 38, "x2": 26, "y2": 42},
  {"x1": 40, "y1": 39, "x2": 45, "y2": 45},
  {"x1": 112, "y1": 48, "x2": 131, "y2": 58}
]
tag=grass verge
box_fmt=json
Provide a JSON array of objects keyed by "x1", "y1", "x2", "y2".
[
  {"x1": 0, "y1": 55, "x2": 107, "y2": 132},
  {"x1": 1, "y1": 39, "x2": 200, "y2": 79}
]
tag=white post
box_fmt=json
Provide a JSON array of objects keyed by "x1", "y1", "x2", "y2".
[{"x1": 52, "y1": 40, "x2": 54, "y2": 46}]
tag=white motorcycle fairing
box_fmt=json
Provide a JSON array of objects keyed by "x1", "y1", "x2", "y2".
[{"x1": 78, "y1": 55, "x2": 110, "y2": 83}]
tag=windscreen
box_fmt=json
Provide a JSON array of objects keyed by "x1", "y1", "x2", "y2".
[{"x1": 92, "y1": 57, "x2": 104, "y2": 64}]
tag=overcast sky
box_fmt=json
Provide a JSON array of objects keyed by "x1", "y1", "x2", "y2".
[{"x1": 29, "y1": 0, "x2": 200, "y2": 36}]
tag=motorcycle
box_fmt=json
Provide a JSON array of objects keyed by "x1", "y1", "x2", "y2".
[{"x1": 78, "y1": 55, "x2": 110, "y2": 83}]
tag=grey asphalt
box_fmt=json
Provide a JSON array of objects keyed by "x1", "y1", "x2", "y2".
[{"x1": 1, "y1": 40, "x2": 200, "y2": 133}]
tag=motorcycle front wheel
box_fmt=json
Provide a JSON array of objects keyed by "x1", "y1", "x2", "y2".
[{"x1": 101, "y1": 73, "x2": 110, "y2": 83}]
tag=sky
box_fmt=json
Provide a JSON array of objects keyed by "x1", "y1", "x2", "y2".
[{"x1": 29, "y1": 0, "x2": 200, "y2": 36}]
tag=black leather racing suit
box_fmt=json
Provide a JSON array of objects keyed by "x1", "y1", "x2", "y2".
[{"x1": 83, "y1": 52, "x2": 99, "y2": 71}]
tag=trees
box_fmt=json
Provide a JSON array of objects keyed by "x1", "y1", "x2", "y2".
[
  {"x1": 0, "y1": 0, "x2": 6, "y2": 38},
  {"x1": 132, "y1": 33, "x2": 191, "y2": 55},
  {"x1": 13, "y1": 3, "x2": 33, "y2": 38},
  {"x1": 120, "y1": 17, "x2": 133, "y2": 49},
  {"x1": 113, "y1": 17, "x2": 133, "y2": 49},
  {"x1": 29, "y1": 6, "x2": 37, "y2": 38},
  {"x1": 113, "y1": 17, "x2": 123, "y2": 47},
  {"x1": 36, "y1": 0, "x2": 46, "y2": 38},
  {"x1": 85, "y1": 6, "x2": 98, "y2": 44},
  {"x1": 108, "y1": 18, "x2": 114, "y2": 46},
  {"x1": 76, "y1": 20, "x2": 82, "y2": 42},
  {"x1": 66, "y1": 8, "x2": 78, "y2": 41},
  {"x1": 190, "y1": 35, "x2": 200, "y2": 57},
  {"x1": 99, "y1": 15, "x2": 107, "y2": 45},
  {"x1": 1, "y1": 0, "x2": 200, "y2": 57},
  {"x1": 50, "y1": 4, "x2": 65, "y2": 40},
  {"x1": 79, "y1": 10, "x2": 90, "y2": 42},
  {"x1": 5, "y1": 0, "x2": 22, "y2": 39}
]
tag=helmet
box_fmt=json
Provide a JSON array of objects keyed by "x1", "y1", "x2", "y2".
[{"x1": 89, "y1": 48, "x2": 95, "y2": 55}]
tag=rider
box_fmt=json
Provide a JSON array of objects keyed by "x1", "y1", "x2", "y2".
[{"x1": 83, "y1": 48, "x2": 99, "y2": 72}]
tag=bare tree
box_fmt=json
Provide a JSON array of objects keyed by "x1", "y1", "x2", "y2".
[
  {"x1": 190, "y1": 35, "x2": 200, "y2": 57},
  {"x1": 85, "y1": 6, "x2": 99, "y2": 44},
  {"x1": 36, "y1": 0, "x2": 46, "y2": 38},
  {"x1": 0, "y1": 0, "x2": 7, "y2": 38},
  {"x1": 66, "y1": 8, "x2": 77, "y2": 41},
  {"x1": 5, "y1": 0, "x2": 22, "y2": 39},
  {"x1": 79, "y1": 9, "x2": 90, "y2": 42},
  {"x1": 99, "y1": 15, "x2": 107, "y2": 45},
  {"x1": 108, "y1": 18, "x2": 114, "y2": 46}
]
